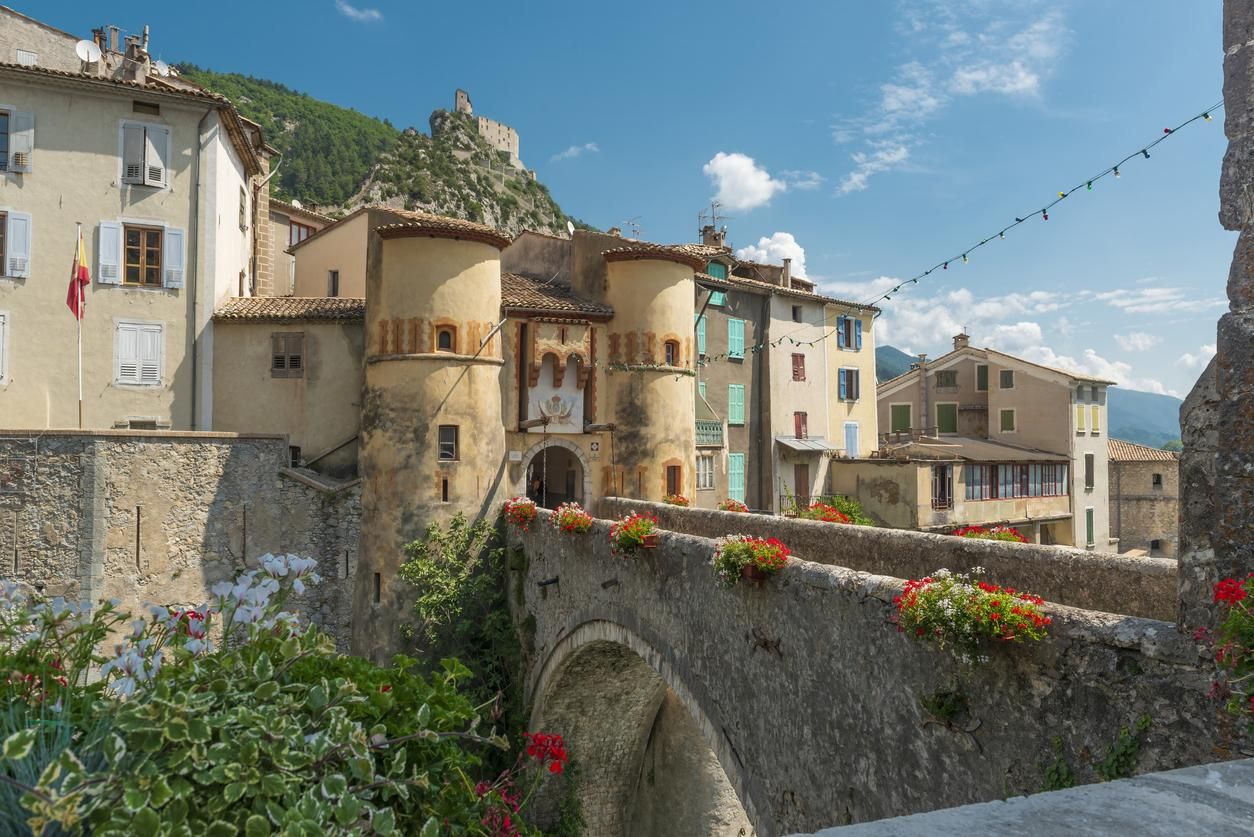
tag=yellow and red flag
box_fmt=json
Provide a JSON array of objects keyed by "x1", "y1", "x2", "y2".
[{"x1": 66, "y1": 227, "x2": 90, "y2": 320}]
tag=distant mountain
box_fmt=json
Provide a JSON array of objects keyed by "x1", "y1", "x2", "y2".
[
  {"x1": 1108, "y1": 388, "x2": 1183, "y2": 448},
  {"x1": 874, "y1": 344, "x2": 1183, "y2": 448},
  {"x1": 177, "y1": 66, "x2": 582, "y2": 236},
  {"x1": 876, "y1": 345, "x2": 917, "y2": 382}
]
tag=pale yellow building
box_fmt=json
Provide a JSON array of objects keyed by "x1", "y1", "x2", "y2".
[
  {"x1": 0, "y1": 9, "x2": 266, "y2": 431},
  {"x1": 868, "y1": 334, "x2": 1115, "y2": 551},
  {"x1": 268, "y1": 199, "x2": 332, "y2": 296}
]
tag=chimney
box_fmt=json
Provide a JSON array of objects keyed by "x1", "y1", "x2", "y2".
[
  {"x1": 918, "y1": 354, "x2": 930, "y2": 437},
  {"x1": 108, "y1": 25, "x2": 119, "y2": 53},
  {"x1": 782, "y1": 258, "x2": 792, "y2": 289},
  {"x1": 700, "y1": 224, "x2": 726, "y2": 248},
  {"x1": 607, "y1": 226, "x2": 622, "y2": 237},
  {"x1": 953, "y1": 332, "x2": 970, "y2": 351},
  {"x1": 141, "y1": 25, "x2": 150, "y2": 53}
]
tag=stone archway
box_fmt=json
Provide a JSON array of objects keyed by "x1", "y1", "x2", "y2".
[
  {"x1": 528, "y1": 620, "x2": 755, "y2": 837},
  {"x1": 520, "y1": 437, "x2": 594, "y2": 509}
]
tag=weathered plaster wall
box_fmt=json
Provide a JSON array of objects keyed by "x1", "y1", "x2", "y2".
[
  {"x1": 515, "y1": 512, "x2": 1228, "y2": 837},
  {"x1": 599, "y1": 498, "x2": 1176, "y2": 619},
  {"x1": 0, "y1": 430, "x2": 358, "y2": 647},
  {"x1": 1110, "y1": 458, "x2": 1180, "y2": 558}
]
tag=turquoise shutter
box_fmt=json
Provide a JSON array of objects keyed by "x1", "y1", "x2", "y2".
[
  {"x1": 836, "y1": 315, "x2": 846, "y2": 349},
  {"x1": 727, "y1": 453, "x2": 746, "y2": 503},
  {"x1": 696, "y1": 315, "x2": 706, "y2": 356},
  {"x1": 854, "y1": 318, "x2": 863, "y2": 350},
  {"x1": 707, "y1": 262, "x2": 727, "y2": 280},
  {"x1": 838, "y1": 369, "x2": 847, "y2": 400},
  {"x1": 728, "y1": 319, "x2": 744, "y2": 358},
  {"x1": 728, "y1": 384, "x2": 745, "y2": 424},
  {"x1": 709, "y1": 290, "x2": 727, "y2": 306}
]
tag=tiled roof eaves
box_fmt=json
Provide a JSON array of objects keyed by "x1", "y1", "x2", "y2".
[
  {"x1": 270, "y1": 199, "x2": 335, "y2": 224},
  {"x1": 213, "y1": 297, "x2": 365, "y2": 323},
  {"x1": 1109, "y1": 438, "x2": 1180, "y2": 462},
  {"x1": 376, "y1": 210, "x2": 512, "y2": 250},
  {"x1": 725, "y1": 275, "x2": 878, "y2": 311},
  {"x1": 603, "y1": 246, "x2": 706, "y2": 271}
]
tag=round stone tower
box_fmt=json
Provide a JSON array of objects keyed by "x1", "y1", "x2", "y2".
[
  {"x1": 601, "y1": 245, "x2": 700, "y2": 501},
  {"x1": 353, "y1": 213, "x2": 510, "y2": 659}
]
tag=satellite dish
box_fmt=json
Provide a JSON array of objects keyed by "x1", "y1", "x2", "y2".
[
  {"x1": 291, "y1": 199, "x2": 303, "y2": 209},
  {"x1": 566, "y1": 220, "x2": 575, "y2": 237},
  {"x1": 153, "y1": 60, "x2": 170, "y2": 77},
  {"x1": 75, "y1": 39, "x2": 102, "y2": 64}
]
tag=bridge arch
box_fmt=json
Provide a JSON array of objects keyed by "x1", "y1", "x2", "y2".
[{"x1": 528, "y1": 618, "x2": 758, "y2": 836}]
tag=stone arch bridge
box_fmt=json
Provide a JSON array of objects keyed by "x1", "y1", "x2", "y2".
[{"x1": 512, "y1": 500, "x2": 1229, "y2": 837}]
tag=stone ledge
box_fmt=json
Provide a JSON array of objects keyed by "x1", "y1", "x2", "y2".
[{"x1": 0, "y1": 429, "x2": 287, "y2": 440}]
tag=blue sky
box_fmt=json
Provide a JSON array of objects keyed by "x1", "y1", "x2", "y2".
[{"x1": 36, "y1": 0, "x2": 1231, "y2": 396}]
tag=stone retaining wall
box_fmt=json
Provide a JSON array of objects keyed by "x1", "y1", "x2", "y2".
[
  {"x1": 0, "y1": 430, "x2": 358, "y2": 647},
  {"x1": 599, "y1": 498, "x2": 1177, "y2": 620}
]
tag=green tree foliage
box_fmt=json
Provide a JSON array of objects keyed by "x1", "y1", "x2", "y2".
[
  {"x1": 1161, "y1": 439, "x2": 1183, "y2": 452},
  {"x1": 176, "y1": 65, "x2": 399, "y2": 206}
]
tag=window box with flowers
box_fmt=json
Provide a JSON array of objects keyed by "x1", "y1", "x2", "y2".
[
  {"x1": 951, "y1": 525, "x2": 1028, "y2": 543},
  {"x1": 799, "y1": 503, "x2": 851, "y2": 524},
  {"x1": 551, "y1": 502, "x2": 593, "y2": 535},
  {"x1": 663, "y1": 493, "x2": 689, "y2": 507},
  {"x1": 609, "y1": 513, "x2": 659, "y2": 556},
  {"x1": 504, "y1": 496, "x2": 538, "y2": 532},
  {"x1": 892, "y1": 568, "x2": 1051, "y2": 664},
  {"x1": 718, "y1": 498, "x2": 749, "y2": 513},
  {"x1": 711, "y1": 535, "x2": 791, "y2": 586}
]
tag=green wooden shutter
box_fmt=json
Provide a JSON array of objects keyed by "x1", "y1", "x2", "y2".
[
  {"x1": 728, "y1": 319, "x2": 745, "y2": 358},
  {"x1": 890, "y1": 404, "x2": 911, "y2": 432},
  {"x1": 1085, "y1": 508, "x2": 1095, "y2": 547},
  {"x1": 728, "y1": 384, "x2": 745, "y2": 424},
  {"x1": 698, "y1": 380, "x2": 707, "y2": 399},
  {"x1": 696, "y1": 315, "x2": 706, "y2": 356},
  {"x1": 707, "y1": 262, "x2": 728, "y2": 280},
  {"x1": 976, "y1": 364, "x2": 988, "y2": 391},
  {"x1": 727, "y1": 453, "x2": 746, "y2": 503},
  {"x1": 937, "y1": 404, "x2": 957, "y2": 434}
]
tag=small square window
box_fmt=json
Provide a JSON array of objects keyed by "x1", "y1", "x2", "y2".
[
  {"x1": 791, "y1": 305, "x2": 802, "y2": 323},
  {"x1": 666, "y1": 464, "x2": 682, "y2": 496},
  {"x1": 1152, "y1": 473, "x2": 1163, "y2": 489},
  {"x1": 438, "y1": 425, "x2": 458, "y2": 461},
  {"x1": 999, "y1": 370, "x2": 1015, "y2": 389},
  {"x1": 271, "y1": 332, "x2": 304, "y2": 378},
  {"x1": 1000, "y1": 409, "x2": 1016, "y2": 432},
  {"x1": 664, "y1": 340, "x2": 680, "y2": 366},
  {"x1": 935, "y1": 370, "x2": 958, "y2": 388},
  {"x1": 328, "y1": 270, "x2": 340, "y2": 297},
  {"x1": 289, "y1": 446, "x2": 302, "y2": 467},
  {"x1": 436, "y1": 326, "x2": 456, "y2": 352}
]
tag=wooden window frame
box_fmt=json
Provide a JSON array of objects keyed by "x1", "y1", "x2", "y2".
[
  {"x1": 791, "y1": 353, "x2": 806, "y2": 381},
  {"x1": 976, "y1": 364, "x2": 988, "y2": 391},
  {"x1": 1084, "y1": 453, "x2": 1095, "y2": 490},
  {"x1": 665, "y1": 464, "x2": 682, "y2": 497},
  {"x1": 935, "y1": 402, "x2": 958, "y2": 435},
  {"x1": 438, "y1": 425, "x2": 459, "y2": 461},
  {"x1": 935, "y1": 369, "x2": 958, "y2": 389},
  {"x1": 999, "y1": 369, "x2": 1015, "y2": 389},
  {"x1": 271, "y1": 332, "x2": 305, "y2": 378},
  {"x1": 327, "y1": 269, "x2": 340, "y2": 298},
  {"x1": 840, "y1": 368, "x2": 861, "y2": 402},
  {"x1": 999, "y1": 408, "x2": 1016, "y2": 433},
  {"x1": 696, "y1": 454, "x2": 715, "y2": 491},
  {"x1": 793, "y1": 411, "x2": 808, "y2": 439},
  {"x1": 289, "y1": 221, "x2": 315, "y2": 247},
  {"x1": 889, "y1": 402, "x2": 912, "y2": 433},
  {"x1": 123, "y1": 223, "x2": 164, "y2": 287},
  {"x1": 931, "y1": 464, "x2": 953, "y2": 510},
  {"x1": 664, "y1": 339, "x2": 680, "y2": 367}
]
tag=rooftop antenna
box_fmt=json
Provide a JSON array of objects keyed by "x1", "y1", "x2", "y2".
[
  {"x1": 697, "y1": 200, "x2": 732, "y2": 238},
  {"x1": 152, "y1": 60, "x2": 170, "y2": 77},
  {"x1": 623, "y1": 216, "x2": 642, "y2": 239},
  {"x1": 74, "y1": 39, "x2": 102, "y2": 67}
]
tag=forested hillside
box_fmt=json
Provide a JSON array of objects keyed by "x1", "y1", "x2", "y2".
[{"x1": 177, "y1": 66, "x2": 583, "y2": 235}]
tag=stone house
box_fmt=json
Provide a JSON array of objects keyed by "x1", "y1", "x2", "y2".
[
  {"x1": 0, "y1": 8, "x2": 269, "y2": 431},
  {"x1": 865, "y1": 333, "x2": 1116, "y2": 551},
  {"x1": 1108, "y1": 438, "x2": 1179, "y2": 558}
]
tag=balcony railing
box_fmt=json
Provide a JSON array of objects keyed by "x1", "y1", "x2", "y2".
[{"x1": 696, "y1": 420, "x2": 724, "y2": 447}]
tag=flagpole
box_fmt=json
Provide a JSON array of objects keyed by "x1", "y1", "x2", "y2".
[{"x1": 76, "y1": 221, "x2": 83, "y2": 430}]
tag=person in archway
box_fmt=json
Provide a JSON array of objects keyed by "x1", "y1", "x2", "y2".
[{"x1": 529, "y1": 475, "x2": 545, "y2": 506}]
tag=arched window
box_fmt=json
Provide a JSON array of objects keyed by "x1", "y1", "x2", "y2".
[
  {"x1": 664, "y1": 340, "x2": 680, "y2": 367},
  {"x1": 436, "y1": 326, "x2": 456, "y2": 352}
]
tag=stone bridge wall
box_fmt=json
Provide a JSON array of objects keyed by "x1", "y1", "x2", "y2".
[
  {"x1": 515, "y1": 512, "x2": 1226, "y2": 836},
  {"x1": 0, "y1": 431, "x2": 359, "y2": 648},
  {"x1": 600, "y1": 498, "x2": 1177, "y2": 620}
]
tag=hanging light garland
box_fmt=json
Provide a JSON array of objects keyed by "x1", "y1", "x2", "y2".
[{"x1": 855, "y1": 99, "x2": 1224, "y2": 309}]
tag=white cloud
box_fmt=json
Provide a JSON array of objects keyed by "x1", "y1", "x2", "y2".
[
  {"x1": 1115, "y1": 332, "x2": 1161, "y2": 352},
  {"x1": 550, "y1": 142, "x2": 599, "y2": 162},
  {"x1": 334, "y1": 0, "x2": 382, "y2": 22},
  {"x1": 1019, "y1": 346, "x2": 1176, "y2": 396},
  {"x1": 703, "y1": 152, "x2": 786, "y2": 212},
  {"x1": 839, "y1": 143, "x2": 910, "y2": 194},
  {"x1": 781, "y1": 170, "x2": 825, "y2": 190},
  {"x1": 1093, "y1": 287, "x2": 1225, "y2": 314},
  {"x1": 1177, "y1": 344, "x2": 1217, "y2": 370},
  {"x1": 736, "y1": 232, "x2": 808, "y2": 279},
  {"x1": 832, "y1": 7, "x2": 1070, "y2": 193},
  {"x1": 981, "y1": 321, "x2": 1043, "y2": 354}
]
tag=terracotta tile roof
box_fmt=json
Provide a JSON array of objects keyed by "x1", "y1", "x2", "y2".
[
  {"x1": 725, "y1": 274, "x2": 878, "y2": 311},
  {"x1": 602, "y1": 242, "x2": 711, "y2": 271},
  {"x1": 500, "y1": 274, "x2": 613, "y2": 318},
  {"x1": 270, "y1": 199, "x2": 335, "y2": 224},
  {"x1": 376, "y1": 209, "x2": 512, "y2": 250},
  {"x1": 1109, "y1": 438, "x2": 1180, "y2": 462},
  {"x1": 214, "y1": 296, "x2": 365, "y2": 323}
]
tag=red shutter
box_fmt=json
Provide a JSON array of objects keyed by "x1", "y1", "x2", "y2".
[
  {"x1": 792, "y1": 353, "x2": 805, "y2": 381},
  {"x1": 794, "y1": 411, "x2": 808, "y2": 438}
]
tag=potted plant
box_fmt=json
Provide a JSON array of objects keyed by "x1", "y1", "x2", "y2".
[
  {"x1": 891, "y1": 569, "x2": 1050, "y2": 664},
  {"x1": 609, "y1": 513, "x2": 659, "y2": 556},
  {"x1": 799, "y1": 502, "x2": 851, "y2": 524},
  {"x1": 503, "y1": 496, "x2": 538, "y2": 532},
  {"x1": 663, "y1": 493, "x2": 690, "y2": 507},
  {"x1": 1209, "y1": 574, "x2": 1254, "y2": 729},
  {"x1": 551, "y1": 501, "x2": 593, "y2": 535},
  {"x1": 718, "y1": 498, "x2": 749, "y2": 513},
  {"x1": 952, "y1": 525, "x2": 1028, "y2": 543},
  {"x1": 711, "y1": 535, "x2": 791, "y2": 587}
]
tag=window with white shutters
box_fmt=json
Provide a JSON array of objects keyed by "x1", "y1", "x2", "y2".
[
  {"x1": 696, "y1": 454, "x2": 715, "y2": 490},
  {"x1": 115, "y1": 320, "x2": 163, "y2": 386},
  {"x1": 3, "y1": 211, "x2": 31, "y2": 278},
  {"x1": 0, "y1": 311, "x2": 8, "y2": 383},
  {"x1": 121, "y1": 122, "x2": 169, "y2": 187},
  {"x1": 0, "y1": 110, "x2": 33, "y2": 173}
]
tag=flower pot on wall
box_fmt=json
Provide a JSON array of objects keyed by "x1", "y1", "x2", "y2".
[
  {"x1": 741, "y1": 564, "x2": 770, "y2": 582},
  {"x1": 641, "y1": 534, "x2": 659, "y2": 549}
]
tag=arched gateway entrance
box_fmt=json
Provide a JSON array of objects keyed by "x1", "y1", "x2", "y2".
[
  {"x1": 528, "y1": 621, "x2": 754, "y2": 836},
  {"x1": 521, "y1": 438, "x2": 592, "y2": 509}
]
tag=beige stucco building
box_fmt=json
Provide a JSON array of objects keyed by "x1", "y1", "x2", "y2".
[
  {"x1": 267, "y1": 199, "x2": 332, "y2": 296},
  {"x1": 1108, "y1": 438, "x2": 1179, "y2": 558},
  {"x1": 0, "y1": 9, "x2": 266, "y2": 431},
  {"x1": 865, "y1": 334, "x2": 1115, "y2": 551}
]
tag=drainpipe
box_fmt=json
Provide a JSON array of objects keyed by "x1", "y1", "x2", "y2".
[
  {"x1": 189, "y1": 107, "x2": 212, "y2": 430},
  {"x1": 918, "y1": 354, "x2": 929, "y2": 437}
]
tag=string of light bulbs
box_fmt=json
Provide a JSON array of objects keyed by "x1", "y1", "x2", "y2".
[{"x1": 858, "y1": 98, "x2": 1224, "y2": 309}]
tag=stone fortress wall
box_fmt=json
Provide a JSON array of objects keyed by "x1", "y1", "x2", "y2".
[{"x1": 0, "y1": 431, "x2": 359, "y2": 648}]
